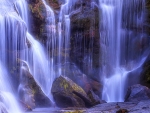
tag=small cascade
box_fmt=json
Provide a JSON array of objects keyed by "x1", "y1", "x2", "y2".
[
  {"x1": 57, "y1": 0, "x2": 77, "y2": 75},
  {"x1": 99, "y1": 0, "x2": 148, "y2": 102},
  {"x1": 0, "y1": 63, "x2": 21, "y2": 113},
  {"x1": 15, "y1": 0, "x2": 29, "y2": 28},
  {"x1": 0, "y1": 0, "x2": 25, "y2": 112},
  {"x1": 40, "y1": 0, "x2": 57, "y2": 95},
  {"x1": 26, "y1": 33, "x2": 51, "y2": 95},
  {"x1": 15, "y1": 0, "x2": 55, "y2": 99}
]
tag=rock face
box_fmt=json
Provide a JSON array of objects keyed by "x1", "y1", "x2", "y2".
[
  {"x1": 70, "y1": 0, "x2": 100, "y2": 80},
  {"x1": 141, "y1": 57, "x2": 150, "y2": 87},
  {"x1": 125, "y1": 84, "x2": 150, "y2": 102},
  {"x1": 27, "y1": 0, "x2": 47, "y2": 42},
  {"x1": 87, "y1": 90, "x2": 100, "y2": 106},
  {"x1": 46, "y1": 0, "x2": 65, "y2": 11},
  {"x1": 51, "y1": 76, "x2": 100, "y2": 108},
  {"x1": 18, "y1": 61, "x2": 51, "y2": 108}
]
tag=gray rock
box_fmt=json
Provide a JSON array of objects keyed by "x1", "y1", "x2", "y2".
[
  {"x1": 125, "y1": 84, "x2": 150, "y2": 102},
  {"x1": 18, "y1": 61, "x2": 51, "y2": 108}
]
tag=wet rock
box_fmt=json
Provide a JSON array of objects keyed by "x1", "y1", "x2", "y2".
[
  {"x1": 46, "y1": 0, "x2": 65, "y2": 10},
  {"x1": 127, "y1": 100, "x2": 150, "y2": 113},
  {"x1": 87, "y1": 102, "x2": 136, "y2": 113},
  {"x1": 89, "y1": 78, "x2": 102, "y2": 97},
  {"x1": 141, "y1": 58, "x2": 150, "y2": 87},
  {"x1": 125, "y1": 84, "x2": 150, "y2": 102},
  {"x1": 87, "y1": 90, "x2": 100, "y2": 106},
  {"x1": 75, "y1": 75, "x2": 102, "y2": 98},
  {"x1": 51, "y1": 76, "x2": 93, "y2": 108},
  {"x1": 18, "y1": 61, "x2": 51, "y2": 108},
  {"x1": 27, "y1": 0, "x2": 47, "y2": 42},
  {"x1": 73, "y1": 74, "x2": 92, "y2": 94},
  {"x1": 116, "y1": 109, "x2": 128, "y2": 113},
  {"x1": 19, "y1": 100, "x2": 32, "y2": 111},
  {"x1": 70, "y1": 0, "x2": 100, "y2": 77}
]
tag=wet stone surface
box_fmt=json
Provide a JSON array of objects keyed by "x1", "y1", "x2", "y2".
[{"x1": 24, "y1": 100, "x2": 150, "y2": 113}]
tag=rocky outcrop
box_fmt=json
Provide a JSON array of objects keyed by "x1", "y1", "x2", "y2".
[
  {"x1": 141, "y1": 56, "x2": 150, "y2": 87},
  {"x1": 27, "y1": 0, "x2": 47, "y2": 42},
  {"x1": 46, "y1": 0, "x2": 65, "y2": 11},
  {"x1": 125, "y1": 84, "x2": 150, "y2": 102},
  {"x1": 87, "y1": 90, "x2": 100, "y2": 106},
  {"x1": 51, "y1": 76, "x2": 101, "y2": 108},
  {"x1": 70, "y1": 0, "x2": 100, "y2": 79},
  {"x1": 18, "y1": 61, "x2": 51, "y2": 108}
]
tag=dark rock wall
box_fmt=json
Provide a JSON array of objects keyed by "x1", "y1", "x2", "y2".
[
  {"x1": 140, "y1": 0, "x2": 150, "y2": 87},
  {"x1": 70, "y1": 0, "x2": 100, "y2": 79},
  {"x1": 27, "y1": 0, "x2": 48, "y2": 44}
]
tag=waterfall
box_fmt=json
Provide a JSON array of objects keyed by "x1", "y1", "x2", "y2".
[
  {"x1": 56, "y1": 0, "x2": 77, "y2": 76},
  {"x1": 0, "y1": 62, "x2": 21, "y2": 113},
  {"x1": 15, "y1": 0, "x2": 56, "y2": 101},
  {"x1": 99, "y1": 0, "x2": 148, "y2": 102},
  {"x1": 0, "y1": 0, "x2": 26, "y2": 112}
]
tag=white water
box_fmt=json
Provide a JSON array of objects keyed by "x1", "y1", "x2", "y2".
[
  {"x1": 0, "y1": 0, "x2": 25, "y2": 112},
  {"x1": 99, "y1": 0, "x2": 147, "y2": 102},
  {"x1": 15, "y1": 0, "x2": 55, "y2": 100},
  {"x1": 40, "y1": 0, "x2": 56, "y2": 96},
  {"x1": 57, "y1": 0, "x2": 77, "y2": 75},
  {"x1": 0, "y1": 61, "x2": 21, "y2": 113},
  {"x1": 27, "y1": 33, "x2": 52, "y2": 96}
]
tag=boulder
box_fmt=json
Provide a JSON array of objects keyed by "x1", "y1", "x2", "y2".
[
  {"x1": 18, "y1": 61, "x2": 51, "y2": 108},
  {"x1": 51, "y1": 76, "x2": 93, "y2": 108},
  {"x1": 87, "y1": 90, "x2": 100, "y2": 106},
  {"x1": 125, "y1": 84, "x2": 150, "y2": 102}
]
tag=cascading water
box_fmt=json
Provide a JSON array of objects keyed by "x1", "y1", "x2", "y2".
[
  {"x1": 40, "y1": 0, "x2": 56, "y2": 95},
  {"x1": 0, "y1": 0, "x2": 27, "y2": 112},
  {"x1": 15, "y1": 0, "x2": 55, "y2": 100},
  {"x1": 99, "y1": 0, "x2": 148, "y2": 102},
  {"x1": 57, "y1": 0, "x2": 77, "y2": 76},
  {"x1": 0, "y1": 62, "x2": 21, "y2": 113},
  {"x1": 0, "y1": 0, "x2": 149, "y2": 112}
]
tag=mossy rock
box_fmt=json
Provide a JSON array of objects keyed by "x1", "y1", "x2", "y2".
[
  {"x1": 51, "y1": 76, "x2": 93, "y2": 108},
  {"x1": 18, "y1": 61, "x2": 51, "y2": 108}
]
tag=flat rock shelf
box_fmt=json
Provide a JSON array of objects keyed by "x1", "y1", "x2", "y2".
[{"x1": 24, "y1": 100, "x2": 150, "y2": 113}]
